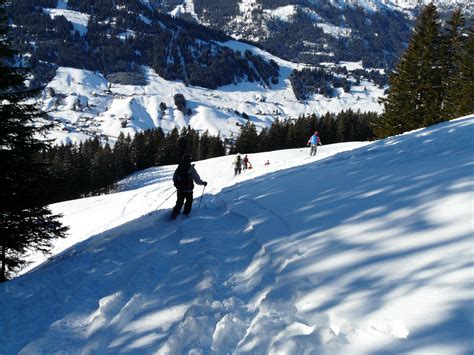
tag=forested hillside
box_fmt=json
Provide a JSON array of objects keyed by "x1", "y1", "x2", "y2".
[
  {"x1": 155, "y1": 0, "x2": 414, "y2": 69},
  {"x1": 7, "y1": 0, "x2": 279, "y2": 89}
]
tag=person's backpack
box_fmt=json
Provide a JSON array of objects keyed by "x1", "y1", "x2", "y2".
[{"x1": 173, "y1": 163, "x2": 192, "y2": 190}]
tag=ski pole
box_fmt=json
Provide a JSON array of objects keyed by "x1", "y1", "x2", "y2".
[
  {"x1": 155, "y1": 189, "x2": 176, "y2": 210},
  {"x1": 197, "y1": 185, "x2": 206, "y2": 211}
]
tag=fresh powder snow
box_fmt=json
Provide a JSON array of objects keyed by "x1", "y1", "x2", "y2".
[{"x1": 0, "y1": 115, "x2": 472, "y2": 354}]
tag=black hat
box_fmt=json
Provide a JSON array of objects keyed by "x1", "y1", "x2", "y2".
[{"x1": 182, "y1": 153, "x2": 192, "y2": 163}]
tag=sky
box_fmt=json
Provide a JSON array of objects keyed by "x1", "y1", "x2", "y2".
[{"x1": 0, "y1": 115, "x2": 472, "y2": 354}]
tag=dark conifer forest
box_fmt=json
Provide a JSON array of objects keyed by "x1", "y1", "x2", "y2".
[
  {"x1": 376, "y1": 6, "x2": 473, "y2": 137},
  {"x1": 41, "y1": 127, "x2": 227, "y2": 203},
  {"x1": 6, "y1": 0, "x2": 279, "y2": 89},
  {"x1": 231, "y1": 109, "x2": 378, "y2": 154}
]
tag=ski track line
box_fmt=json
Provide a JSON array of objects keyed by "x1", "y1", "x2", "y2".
[
  {"x1": 209, "y1": 195, "x2": 290, "y2": 352},
  {"x1": 216, "y1": 190, "x2": 321, "y2": 352},
  {"x1": 88, "y1": 184, "x2": 174, "y2": 236},
  {"x1": 135, "y1": 195, "x2": 279, "y2": 353},
  {"x1": 59, "y1": 198, "x2": 110, "y2": 216}
]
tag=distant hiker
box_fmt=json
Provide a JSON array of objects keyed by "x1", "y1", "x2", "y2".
[
  {"x1": 307, "y1": 131, "x2": 322, "y2": 156},
  {"x1": 234, "y1": 153, "x2": 242, "y2": 175},
  {"x1": 264, "y1": 160, "x2": 270, "y2": 166},
  {"x1": 171, "y1": 153, "x2": 207, "y2": 220},
  {"x1": 243, "y1": 155, "x2": 250, "y2": 170}
]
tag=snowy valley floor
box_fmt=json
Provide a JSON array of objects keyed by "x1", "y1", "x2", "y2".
[{"x1": 0, "y1": 116, "x2": 473, "y2": 354}]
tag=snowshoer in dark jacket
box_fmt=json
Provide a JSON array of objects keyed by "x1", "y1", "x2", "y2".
[
  {"x1": 233, "y1": 153, "x2": 242, "y2": 175},
  {"x1": 171, "y1": 153, "x2": 207, "y2": 219}
]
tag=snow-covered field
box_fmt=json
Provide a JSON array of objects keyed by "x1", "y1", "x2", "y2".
[
  {"x1": 1, "y1": 116, "x2": 473, "y2": 354},
  {"x1": 42, "y1": 52, "x2": 385, "y2": 146},
  {"x1": 43, "y1": 7, "x2": 90, "y2": 36}
]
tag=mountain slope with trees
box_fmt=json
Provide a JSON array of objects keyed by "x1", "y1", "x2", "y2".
[
  {"x1": 7, "y1": 0, "x2": 279, "y2": 89},
  {"x1": 154, "y1": 0, "x2": 472, "y2": 71}
]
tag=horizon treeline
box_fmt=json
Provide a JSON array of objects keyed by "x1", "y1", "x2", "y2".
[
  {"x1": 41, "y1": 128, "x2": 226, "y2": 203},
  {"x1": 231, "y1": 109, "x2": 378, "y2": 154},
  {"x1": 39, "y1": 108, "x2": 377, "y2": 206}
]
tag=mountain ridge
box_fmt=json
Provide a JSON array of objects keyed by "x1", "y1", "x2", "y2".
[{"x1": 153, "y1": 0, "x2": 472, "y2": 68}]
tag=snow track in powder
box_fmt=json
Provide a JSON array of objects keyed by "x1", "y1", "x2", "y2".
[{"x1": 137, "y1": 195, "x2": 280, "y2": 353}]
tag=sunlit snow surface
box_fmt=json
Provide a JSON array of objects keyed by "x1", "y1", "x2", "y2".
[
  {"x1": 0, "y1": 116, "x2": 473, "y2": 354},
  {"x1": 43, "y1": 8, "x2": 90, "y2": 36}
]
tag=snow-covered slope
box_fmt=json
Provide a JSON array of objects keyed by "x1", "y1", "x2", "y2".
[
  {"x1": 327, "y1": 0, "x2": 470, "y2": 12},
  {"x1": 163, "y1": 0, "x2": 471, "y2": 71},
  {"x1": 43, "y1": 7, "x2": 90, "y2": 36},
  {"x1": 43, "y1": 57, "x2": 385, "y2": 145},
  {"x1": 382, "y1": 0, "x2": 470, "y2": 11},
  {"x1": 1, "y1": 116, "x2": 473, "y2": 354}
]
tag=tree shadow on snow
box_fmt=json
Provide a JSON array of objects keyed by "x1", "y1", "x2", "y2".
[{"x1": 207, "y1": 117, "x2": 474, "y2": 353}]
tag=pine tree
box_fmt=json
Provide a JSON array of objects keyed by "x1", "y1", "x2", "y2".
[
  {"x1": 319, "y1": 112, "x2": 337, "y2": 144},
  {"x1": 198, "y1": 130, "x2": 210, "y2": 160},
  {"x1": 114, "y1": 132, "x2": 134, "y2": 178},
  {"x1": 158, "y1": 128, "x2": 180, "y2": 165},
  {"x1": 131, "y1": 131, "x2": 148, "y2": 171},
  {"x1": 379, "y1": 4, "x2": 444, "y2": 137},
  {"x1": 234, "y1": 123, "x2": 259, "y2": 153},
  {"x1": 286, "y1": 123, "x2": 299, "y2": 149},
  {"x1": 150, "y1": 128, "x2": 165, "y2": 165},
  {"x1": 207, "y1": 135, "x2": 226, "y2": 158},
  {"x1": 0, "y1": 0, "x2": 67, "y2": 281},
  {"x1": 440, "y1": 9, "x2": 466, "y2": 119},
  {"x1": 177, "y1": 127, "x2": 194, "y2": 159},
  {"x1": 449, "y1": 26, "x2": 474, "y2": 117},
  {"x1": 335, "y1": 113, "x2": 347, "y2": 142},
  {"x1": 267, "y1": 119, "x2": 288, "y2": 151}
]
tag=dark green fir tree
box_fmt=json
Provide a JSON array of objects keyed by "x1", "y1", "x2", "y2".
[
  {"x1": 378, "y1": 4, "x2": 444, "y2": 137},
  {"x1": 206, "y1": 134, "x2": 226, "y2": 159},
  {"x1": 448, "y1": 25, "x2": 474, "y2": 118},
  {"x1": 233, "y1": 123, "x2": 259, "y2": 154},
  {"x1": 0, "y1": 0, "x2": 67, "y2": 282},
  {"x1": 440, "y1": 9, "x2": 466, "y2": 119}
]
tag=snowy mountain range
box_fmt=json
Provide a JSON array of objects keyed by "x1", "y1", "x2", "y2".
[
  {"x1": 41, "y1": 58, "x2": 385, "y2": 146},
  {"x1": 7, "y1": 0, "x2": 470, "y2": 144},
  {"x1": 1, "y1": 115, "x2": 472, "y2": 354},
  {"x1": 7, "y1": 1, "x2": 389, "y2": 145},
  {"x1": 151, "y1": 0, "x2": 472, "y2": 67},
  {"x1": 376, "y1": 0, "x2": 470, "y2": 9}
]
